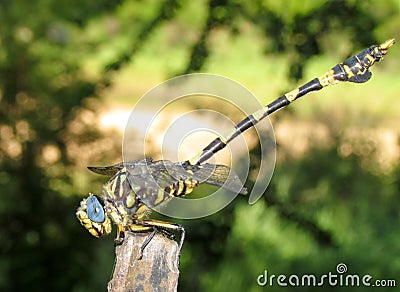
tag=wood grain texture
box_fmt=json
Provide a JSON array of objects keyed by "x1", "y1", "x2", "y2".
[{"x1": 108, "y1": 232, "x2": 180, "y2": 292}]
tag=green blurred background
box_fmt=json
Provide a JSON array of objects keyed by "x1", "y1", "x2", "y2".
[{"x1": 1, "y1": 0, "x2": 400, "y2": 291}]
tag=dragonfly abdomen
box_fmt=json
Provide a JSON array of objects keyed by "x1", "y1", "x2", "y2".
[
  {"x1": 189, "y1": 39, "x2": 395, "y2": 166},
  {"x1": 142, "y1": 177, "x2": 198, "y2": 207}
]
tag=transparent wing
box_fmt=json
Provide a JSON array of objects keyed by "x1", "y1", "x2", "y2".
[
  {"x1": 183, "y1": 163, "x2": 247, "y2": 195},
  {"x1": 87, "y1": 158, "x2": 153, "y2": 176}
]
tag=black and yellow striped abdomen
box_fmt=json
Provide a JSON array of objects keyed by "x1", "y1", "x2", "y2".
[
  {"x1": 188, "y1": 39, "x2": 395, "y2": 165},
  {"x1": 153, "y1": 177, "x2": 198, "y2": 204}
]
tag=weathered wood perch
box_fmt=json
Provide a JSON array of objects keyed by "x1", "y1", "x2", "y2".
[{"x1": 108, "y1": 232, "x2": 180, "y2": 292}]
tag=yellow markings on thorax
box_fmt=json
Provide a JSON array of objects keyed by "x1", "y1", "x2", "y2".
[
  {"x1": 155, "y1": 187, "x2": 168, "y2": 205},
  {"x1": 136, "y1": 204, "x2": 149, "y2": 220},
  {"x1": 104, "y1": 170, "x2": 128, "y2": 199},
  {"x1": 125, "y1": 192, "x2": 136, "y2": 209},
  {"x1": 103, "y1": 181, "x2": 113, "y2": 198},
  {"x1": 103, "y1": 168, "x2": 139, "y2": 211}
]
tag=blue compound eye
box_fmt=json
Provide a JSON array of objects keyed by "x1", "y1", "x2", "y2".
[{"x1": 87, "y1": 196, "x2": 105, "y2": 223}]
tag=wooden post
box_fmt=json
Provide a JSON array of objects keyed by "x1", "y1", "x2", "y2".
[{"x1": 108, "y1": 232, "x2": 180, "y2": 292}]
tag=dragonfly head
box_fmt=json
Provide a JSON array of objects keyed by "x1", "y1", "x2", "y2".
[{"x1": 76, "y1": 193, "x2": 112, "y2": 238}]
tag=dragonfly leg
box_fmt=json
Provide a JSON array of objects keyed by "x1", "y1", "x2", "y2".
[
  {"x1": 138, "y1": 229, "x2": 157, "y2": 259},
  {"x1": 122, "y1": 224, "x2": 154, "y2": 259},
  {"x1": 140, "y1": 219, "x2": 185, "y2": 252},
  {"x1": 122, "y1": 221, "x2": 184, "y2": 259},
  {"x1": 114, "y1": 223, "x2": 125, "y2": 246}
]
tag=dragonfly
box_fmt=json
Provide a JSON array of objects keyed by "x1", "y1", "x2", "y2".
[
  {"x1": 76, "y1": 39, "x2": 394, "y2": 256},
  {"x1": 76, "y1": 158, "x2": 247, "y2": 256}
]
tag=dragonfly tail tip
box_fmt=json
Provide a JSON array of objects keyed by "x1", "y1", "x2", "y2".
[{"x1": 380, "y1": 38, "x2": 395, "y2": 50}]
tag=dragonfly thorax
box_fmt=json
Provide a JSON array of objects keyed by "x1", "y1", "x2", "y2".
[{"x1": 102, "y1": 168, "x2": 144, "y2": 216}]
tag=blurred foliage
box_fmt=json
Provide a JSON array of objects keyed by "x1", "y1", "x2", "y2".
[
  {"x1": 186, "y1": 126, "x2": 400, "y2": 291},
  {"x1": 0, "y1": 0, "x2": 121, "y2": 290},
  {"x1": 0, "y1": 0, "x2": 399, "y2": 291}
]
